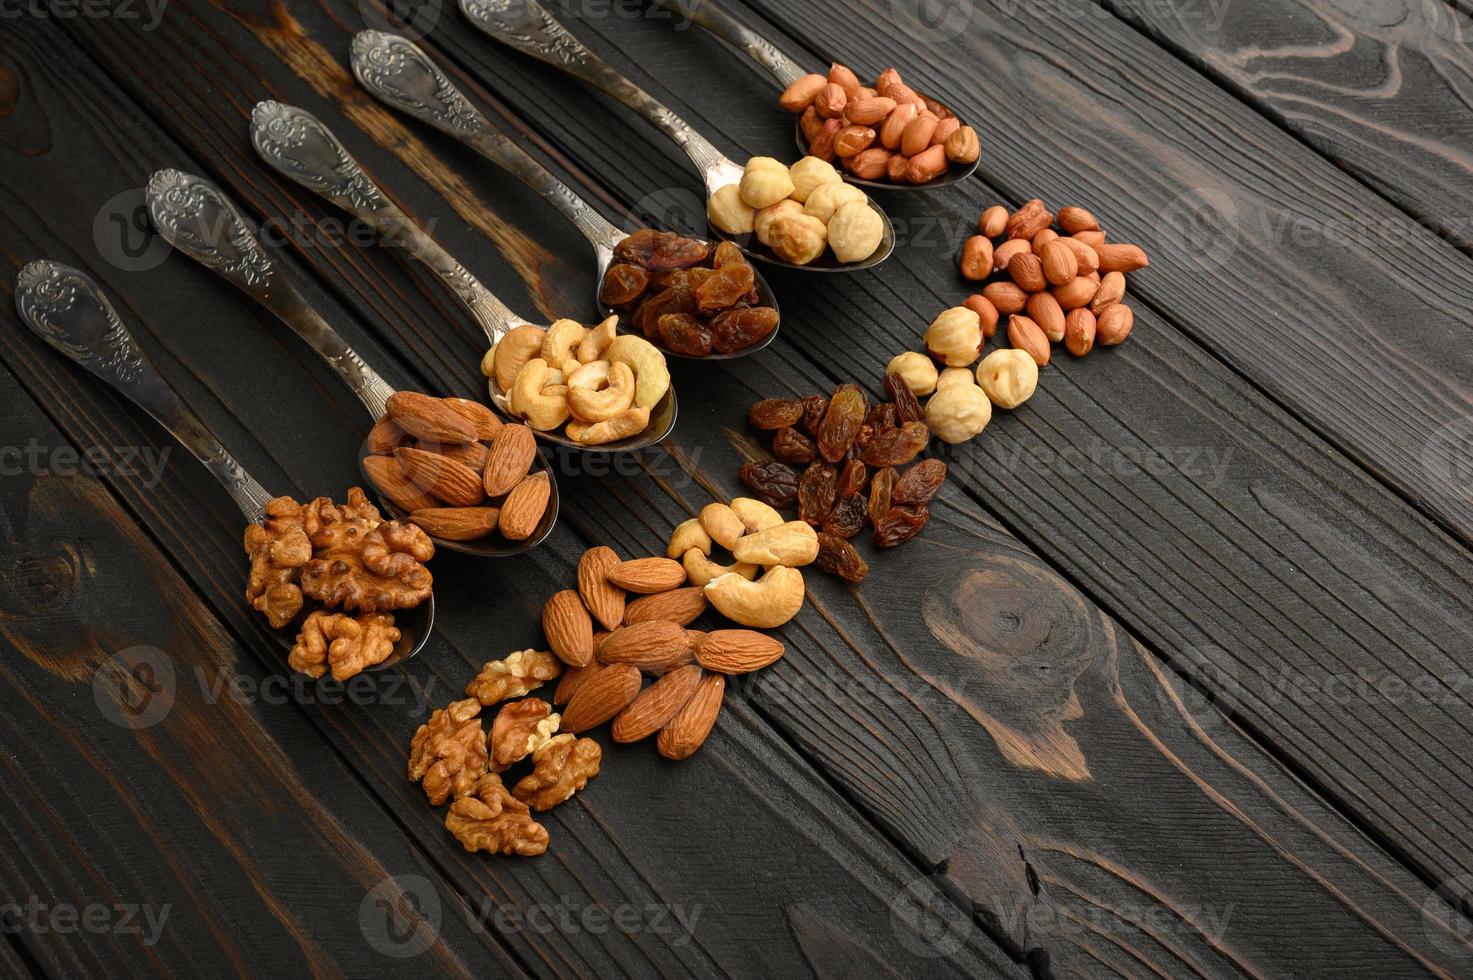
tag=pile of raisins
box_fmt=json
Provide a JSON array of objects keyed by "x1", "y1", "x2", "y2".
[
  {"x1": 740, "y1": 376, "x2": 947, "y2": 583},
  {"x1": 599, "y1": 229, "x2": 781, "y2": 357}
]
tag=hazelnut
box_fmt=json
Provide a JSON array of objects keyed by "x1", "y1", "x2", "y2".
[
  {"x1": 804, "y1": 182, "x2": 867, "y2": 223},
  {"x1": 767, "y1": 213, "x2": 828, "y2": 265},
  {"x1": 826, "y1": 200, "x2": 883, "y2": 263},
  {"x1": 738, "y1": 157, "x2": 795, "y2": 209},
  {"x1": 886, "y1": 352, "x2": 940, "y2": 396},
  {"x1": 936, "y1": 366, "x2": 975, "y2": 391},
  {"x1": 976, "y1": 349, "x2": 1038, "y2": 409},
  {"x1": 754, "y1": 200, "x2": 804, "y2": 247},
  {"x1": 708, "y1": 184, "x2": 756, "y2": 235},
  {"x1": 788, "y1": 156, "x2": 842, "y2": 203},
  {"x1": 924, "y1": 383, "x2": 992, "y2": 444},
  {"x1": 943, "y1": 125, "x2": 980, "y2": 164},
  {"x1": 924, "y1": 306, "x2": 983, "y2": 367}
]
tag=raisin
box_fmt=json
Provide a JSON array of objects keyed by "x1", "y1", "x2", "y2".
[
  {"x1": 817, "y1": 384, "x2": 867, "y2": 463},
  {"x1": 855, "y1": 423, "x2": 875, "y2": 449},
  {"x1": 749, "y1": 398, "x2": 805, "y2": 430},
  {"x1": 892, "y1": 459, "x2": 947, "y2": 506},
  {"x1": 815, "y1": 533, "x2": 869, "y2": 583},
  {"x1": 739, "y1": 461, "x2": 799, "y2": 508},
  {"x1": 800, "y1": 395, "x2": 828, "y2": 436},
  {"x1": 650, "y1": 267, "x2": 716, "y2": 291},
  {"x1": 859, "y1": 421, "x2": 930, "y2": 467},
  {"x1": 647, "y1": 235, "x2": 711, "y2": 272},
  {"x1": 837, "y1": 457, "x2": 869, "y2": 496},
  {"x1": 612, "y1": 228, "x2": 665, "y2": 267},
  {"x1": 772, "y1": 427, "x2": 817, "y2": 465},
  {"x1": 865, "y1": 403, "x2": 897, "y2": 434},
  {"x1": 634, "y1": 284, "x2": 696, "y2": 337},
  {"x1": 713, "y1": 241, "x2": 749, "y2": 268},
  {"x1": 599, "y1": 263, "x2": 650, "y2": 307},
  {"x1": 868, "y1": 467, "x2": 896, "y2": 526},
  {"x1": 710, "y1": 306, "x2": 779, "y2": 353},
  {"x1": 798, "y1": 462, "x2": 837, "y2": 527},
  {"x1": 885, "y1": 371, "x2": 925, "y2": 425},
  {"x1": 658, "y1": 314, "x2": 714, "y2": 357},
  {"x1": 872, "y1": 504, "x2": 929, "y2": 547},
  {"x1": 696, "y1": 263, "x2": 755, "y2": 310},
  {"x1": 823, "y1": 493, "x2": 866, "y2": 539}
]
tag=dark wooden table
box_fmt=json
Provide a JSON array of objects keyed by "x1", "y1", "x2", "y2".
[{"x1": 2, "y1": 0, "x2": 1471, "y2": 975}]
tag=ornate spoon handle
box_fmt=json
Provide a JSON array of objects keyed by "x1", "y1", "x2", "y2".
[
  {"x1": 351, "y1": 31, "x2": 624, "y2": 255},
  {"x1": 249, "y1": 100, "x2": 528, "y2": 343},
  {"x1": 650, "y1": 0, "x2": 806, "y2": 87},
  {"x1": 13, "y1": 261, "x2": 275, "y2": 522},
  {"x1": 145, "y1": 169, "x2": 396, "y2": 420},
  {"x1": 459, "y1": 0, "x2": 743, "y2": 192}
]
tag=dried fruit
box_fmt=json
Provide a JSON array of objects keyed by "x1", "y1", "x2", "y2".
[
  {"x1": 858, "y1": 421, "x2": 929, "y2": 467},
  {"x1": 739, "y1": 460, "x2": 800, "y2": 508},
  {"x1": 818, "y1": 384, "x2": 867, "y2": 462},
  {"x1": 772, "y1": 427, "x2": 818, "y2": 465},
  {"x1": 868, "y1": 467, "x2": 895, "y2": 526},
  {"x1": 823, "y1": 493, "x2": 867, "y2": 539},
  {"x1": 872, "y1": 505, "x2": 930, "y2": 547},
  {"x1": 695, "y1": 263, "x2": 754, "y2": 309},
  {"x1": 657, "y1": 313, "x2": 714, "y2": 357},
  {"x1": 647, "y1": 235, "x2": 711, "y2": 272},
  {"x1": 885, "y1": 371, "x2": 925, "y2": 425},
  {"x1": 798, "y1": 462, "x2": 838, "y2": 527},
  {"x1": 710, "y1": 306, "x2": 779, "y2": 353},
  {"x1": 800, "y1": 394, "x2": 829, "y2": 435},
  {"x1": 893, "y1": 459, "x2": 947, "y2": 506},
  {"x1": 749, "y1": 398, "x2": 805, "y2": 430},
  {"x1": 599, "y1": 263, "x2": 650, "y2": 306},
  {"x1": 837, "y1": 458, "x2": 869, "y2": 496},
  {"x1": 635, "y1": 284, "x2": 697, "y2": 337},
  {"x1": 815, "y1": 533, "x2": 869, "y2": 583}
]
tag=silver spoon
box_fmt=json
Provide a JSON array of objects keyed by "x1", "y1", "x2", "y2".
[
  {"x1": 247, "y1": 99, "x2": 675, "y2": 450},
  {"x1": 349, "y1": 29, "x2": 779, "y2": 360},
  {"x1": 12, "y1": 259, "x2": 434, "y2": 668},
  {"x1": 458, "y1": 0, "x2": 895, "y2": 272},
  {"x1": 143, "y1": 168, "x2": 558, "y2": 558},
  {"x1": 651, "y1": 0, "x2": 980, "y2": 192}
]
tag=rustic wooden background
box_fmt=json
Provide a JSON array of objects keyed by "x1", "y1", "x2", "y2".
[{"x1": 1, "y1": 0, "x2": 1471, "y2": 976}]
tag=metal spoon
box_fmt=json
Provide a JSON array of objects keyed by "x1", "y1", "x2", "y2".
[
  {"x1": 247, "y1": 100, "x2": 675, "y2": 449},
  {"x1": 349, "y1": 29, "x2": 779, "y2": 360},
  {"x1": 12, "y1": 259, "x2": 434, "y2": 668},
  {"x1": 143, "y1": 168, "x2": 558, "y2": 558},
  {"x1": 651, "y1": 0, "x2": 980, "y2": 192},
  {"x1": 458, "y1": 0, "x2": 895, "y2": 272}
]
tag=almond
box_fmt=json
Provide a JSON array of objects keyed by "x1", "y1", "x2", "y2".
[
  {"x1": 1065, "y1": 308, "x2": 1097, "y2": 356},
  {"x1": 408, "y1": 507, "x2": 499, "y2": 541},
  {"x1": 982, "y1": 281, "x2": 1028, "y2": 315},
  {"x1": 1005, "y1": 199, "x2": 1052, "y2": 240},
  {"x1": 386, "y1": 391, "x2": 477, "y2": 444},
  {"x1": 543, "y1": 589, "x2": 594, "y2": 667},
  {"x1": 694, "y1": 629, "x2": 785, "y2": 674},
  {"x1": 598, "y1": 621, "x2": 692, "y2": 674},
  {"x1": 484, "y1": 424, "x2": 537, "y2": 497},
  {"x1": 611, "y1": 664, "x2": 702, "y2": 743},
  {"x1": 1026, "y1": 292, "x2": 1066, "y2": 343},
  {"x1": 442, "y1": 397, "x2": 503, "y2": 441},
  {"x1": 607, "y1": 557, "x2": 687, "y2": 594},
  {"x1": 978, "y1": 205, "x2": 1008, "y2": 238},
  {"x1": 394, "y1": 447, "x2": 484, "y2": 507},
  {"x1": 1008, "y1": 252, "x2": 1047, "y2": 293},
  {"x1": 1090, "y1": 271, "x2": 1126, "y2": 314},
  {"x1": 1097, "y1": 304, "x2": 1134, "y2": 345},
  {"x1": 362, "y1": 454, "x2": 438, "y2": 512},
  {"x1": 422, "y1": 439, "x2": 490, "y2": 474},
  {"x1": 1057, "y1": 205, "x2": 1100, "y2": 234},
  {"x1": 561, "y1": 663, "x2": 642, "y2": 733},
  {"x1": 577, "y1": 546, "x2": 626, "y2": 631},
  {"x1": 366, "y1": 416, "x2": 410, "y2": 455},
  {"x1": 1096, "y1": 242, "x2": 1149, "y2": 273},
  {"x1": 1009, "y1": 314, "x2": 1051, "y2": 367},
  {"x1": 657, "y1": 672, "x2": 724, "y2": 760},
  {"x1": 554, "y1": 662, "x2": 603, "y2": 705},
  {"x1": 623, "y1": 587, "x2": 708, "y2": 627},
  {"x1": 498, "y1": 472, "x2": 550, "y2": 541},
  {"x1": 1038, "y1": 239, "x2": 1078, "y2": 286}
]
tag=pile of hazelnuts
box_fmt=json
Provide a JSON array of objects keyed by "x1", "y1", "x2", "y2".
[{"x1": 958, "y1": 200, "x2": 1149, "y2": 364}]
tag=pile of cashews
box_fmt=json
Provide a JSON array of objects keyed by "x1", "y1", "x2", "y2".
[
  {"x1": 482, "y1": 315, "x2": 671, "y2": 446},
  {"x1": 668, "y1": 498, "x2": 814, "y2": 629}
]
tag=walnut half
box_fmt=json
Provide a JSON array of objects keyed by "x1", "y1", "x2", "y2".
[
  {"x1": 447, "y1": 773, "x2": 549, "y2": 856},
  {"x1": 242, "y1": 496, "x2": 312, "y2": 628},
  {"x1": 407, "y1": 698, "x2": 488, "y2": 805},
  {"x1": 288, "y1": 610, "x2": 400, "y2": 681},
  {"x1": 466, "y1": 649, "x2": 562, "y2": 707},
  {"x1": 300, "y1": 519, "x2": 434, "y2": 614},
  {"x1": 488, "y1": 698, "x2": 561, "y2": 772},
  {"x1": 512, "y1": 733, "x2": 602, "y2": 812}
]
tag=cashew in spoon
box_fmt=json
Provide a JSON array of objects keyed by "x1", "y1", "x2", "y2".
[
  {"x1": 541, "y1": 319, "x2": 588, "y2": 369},
  {"x1": 576, "y1": 316, "x2": 618, "y2": 364},
  {"x1": 510, "y1": 359, "x2": 571, "y2": 431},
  {"x1": 606, "y1": 335, "x2": 671, "y2": 410},
  {"x1": 705, "y1": 565, "x2": 805, "y2": 628},
  {"x1": 567, "y1": 362, "x2": 636, "y2": 423},
  {"x1": 490, "y1": 324, "x2": 547, "y2": 392},
  {"x1": 565, "y1": 405, "x2": 650, "y2": 446},
  {"x1": 682, "y1": 548, "x2": 758, "y2": 588},
  {"x1": 566, "y1": 360, "x2": 611, "y2": 391}
]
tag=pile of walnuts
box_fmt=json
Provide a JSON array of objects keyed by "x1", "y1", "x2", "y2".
[{"x1": 242, "y1": 487, "x2": 434, "y2": 681}]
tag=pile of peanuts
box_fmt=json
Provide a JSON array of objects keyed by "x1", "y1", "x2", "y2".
[
  {"x1": 958, "y1": 200, "x2": 1149, "y2": 365},
  {"x1": 780, "y1": 65, "x2": 980, "y2": 185}
]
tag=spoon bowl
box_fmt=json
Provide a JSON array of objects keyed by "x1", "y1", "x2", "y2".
[
  {"x1": 705, "y1": 200, "x2": 896, "y2": 274},
  {"x1": 794, "y1": 125, "x2": 979, "y2": 192}
]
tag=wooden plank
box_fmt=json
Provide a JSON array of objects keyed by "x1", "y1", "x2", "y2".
[
  {"x1": 1105, "y1": 0, "x2": 1473, "y2": 250},
  {"x1": 0, "y1": 16, "x2": 1020, "y2": 979},
  {"x1": 403, "y1": 0, "x2": 1473, "y2": 914}
]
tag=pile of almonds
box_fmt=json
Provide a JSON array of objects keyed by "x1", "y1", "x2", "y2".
[
  {"x1": 960, "y1": 200, "x2": 1149, "y2": 364},
  {"x1": 363, "y1": 391, "x2": 552, "y2": 544},
  {"x1": 781, "y1": 64, "x2": 980, "y2": 184}
]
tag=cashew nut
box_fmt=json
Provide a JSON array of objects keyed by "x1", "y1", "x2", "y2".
[
  {"x1": 577, "y1": 316, "x2": 618, "y2": 364},
  {"x1": 732, "y1": 521, "x2": 819, "y2": 567},
  {"x1": 667, "y1": 518, "x2": 713, "y2": 560},
  {"x1": 729, "y1": 497, "x2": 783, "y2": 535},
  {"x1": 607, "y1": 335, "x2": 671, "y2": 410},
  {"x1": 509, "y1": 359, "x2": 571, "y2": 431},
  {"x1": 683, "y1": 548, "x2": 759, "y2": 588},
  {"x1": 565, "y1": 405, "x2": 650, "y2": 446},
  {"x1": 491, "y1": 325, "x2": 547, "y2": 392},
  {"x1": 700, "y1": 503, "x2": 745, "y2": 551},
  {"x1": 541, "y1": 319, "x2": 588, "y2": 369},
  {"x1": 705, "y1": 565, "x2": 805, "y2": 628},
  {"x1": 566, "y1": 361, "x2": 636, "y2": 423},
  {"x1": 566, "y1": 361, "x2": 611, "y2": 390}
]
